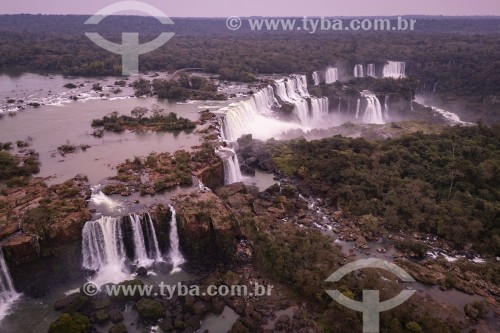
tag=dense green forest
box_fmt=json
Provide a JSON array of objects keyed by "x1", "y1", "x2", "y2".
[
  {"x1": 269, "y1": 124, "x2": 500, "y2": 255},
  {"x1": 0, "y1": 16, "x2": 499, "y2": 114}
]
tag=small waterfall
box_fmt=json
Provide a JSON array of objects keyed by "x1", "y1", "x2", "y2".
[
  {"x1": 130, "y1": 214, "x2": 153, "y2": 267},
  {"x1": 433, "y1": 82, "x2": 437, "y2": 93},
  {"x1": 383, "y1": 61, "x2": 406, "y2": 78},
  {"x1": 168, "y1": 205, "x2": 185, "y2": 273},
  {"x1": 0, "y1": 248, "x2": 19, "y2": 321},
  {"x1": 309, "y1": 97, "x2": 329, "y2": 124},
  {"x1": 384, "y1": 95, "x2": 389, "y2": 120},
  {"x1": 312, "y1": 71, "x2": 320, "y2": 85},
  {"x1": 145, "y1": 213, "x2": 162, "y2": 261},
  {"x1": 325, "y1": 67, "x2": 338, "y2": 84},
  {"x1": 337, "y1": 98, "x2": 341, "y2": 113},
  {"x1": 354, "y1": 64, "x2": 364, "y2": 78},
  {"x1": 367, "y1": 64, "x2": 376, "y2": 77},
  {"x1": 217, "y1": 147, "x2": 242, "y2": 185},
  {"x1": 355, "y1": 98, "x2": 360, "y2": 119},
  {"x1": 362, "y1": 94, "x2": 384, "y2": 124}
]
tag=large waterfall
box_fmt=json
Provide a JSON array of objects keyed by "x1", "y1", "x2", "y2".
[
  {"x1": 354, "y1": 64, "x2": 364, "y2": 78},
  {"x1": 383, "y1": 61, "x2": 406, "y2": 78},
  {"x1": 168, "y1": 205, "x2": 185, "y2": 273},
  {"x1": 0, "y1": 248, "x2": 19, "y2": 322},
  {"x1": 82, "y1": 213, "x2": 162, "y2": 285},
  {"x1": 325, "y1": 67, "x2": 338, "y2": 84},
  {"x1": 367, "y1": 64, "x2": 376, "y2": 77},
  {"x1": 220, "y1": 74, "x2": 328, "y2": 141},
  {"x1": 362, "y1": 94, "x2": 384, "y2": 124},
  {"x1": 312, "y1": 71, "x2": 320, "y2": 85}
]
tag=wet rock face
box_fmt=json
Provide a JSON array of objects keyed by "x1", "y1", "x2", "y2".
[
  {"x1": 235, "y1": 135, "x2": 275, "y2": 174},
  {"x1": 192, "y1": 161, "x2": 224, "y2": 189},
  {"x1": 173, "y1": 191, "x2": 239, "y2": 264}
]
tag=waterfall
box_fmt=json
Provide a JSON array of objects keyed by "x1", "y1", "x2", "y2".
[
  {"x1": 384, "y1": 95, "x2": 389, "y2": 120},
  {"x1": 309, "y1": 97, "x2": 329, "y2": 124},
  {"x1": 383, "y1": 61, "x2": 406, "y2": 78},
  {"x1": 217, "y1": 147, "x2": 242, "y2": 185},
  {"x1": 221, "y1": 75, "x2": 325, "y2": 141},
  {"x1": 433, "y1": 83, "x2": 437, "y2": 93},
  {"x1": 354, "y1": 64, "x2": 364, "y2": 78},
  {"x1": 82, "y1": 216, "x2": 128, "y2": 285},
  {"x1": 362, "y1": 94, "x2": 384, "y2": 124},
  {"x1": 325, "y1": 67, "x2": 338, "y2": 84},
  {"x1": 168, "y1": 205, "x2": 185, "y2": 273},
  {"x1": 337, "y1": 98, "x2": 341, "y2": 113},
  {"x1": 82, "y1": 213, "x2": 163, "y2": 285},
  {"x1": 130, "y1": 214, "x2": 153, "y2": 267},
  {"x1": 312, "y1": 71, "x2": 320, "y2": 85},
  {"x1": 355, "y1": 98, "x2": 360, "y2": 119},
  {"x1": 0, "y1": 248, "x2": 19, "y2": 322},
  {"x1": 367, "y1": 64, "x2": 376, "y2": 77},
  {"x1": 145, "y1": 213, "x2": 162, "y2": 262},
  {"x1": 293, "y1": 99, "x2": 310, "y2": 126}
]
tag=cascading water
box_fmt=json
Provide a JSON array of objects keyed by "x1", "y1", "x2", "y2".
[
  {"x1": 145, "y1": 213, "x2": 162, "y2": 262},
  {"x1": 217, "y1": 147, "x2": 242, "y2": 185},
  {"x1": 383, "y1": 61, "x2": 406, "y2": 78},
  {"x1": 354, "y1": 64, "x2": 364, "y2": 78},
  {"x1": 0, "y1": 247, "x2": 19, "y2": 322},
  {"x1": 367, "y1": 64, "x2": 376, "y2": 77},
  {"x1": 309, "y1": 97, "x2": 329, "y2": 124},
  {"x1": 362, "y1": 93, "x2": 384, "y2": 124},
  {"x1": 325, "y1": 67, "x2": 338, "y2": 84},
  {"x1": 82, "y1": 213, "x2": 163, "y2": 285},
  {"x1": 168, "y1": 205, "x2": 185, "y2": 273},
  {"x1": 130, "y1": 214, "x2": 153, "y2": 267},
  {"x1": 355, "y1": 98, "x2": 360, "y2": 119},
  {"x1": 82, "y1": 216, "x2": 128, "y2": 285},
  {"x1": 384, "y1": 95, "x2": 389, "y2": 120},
  {"x1": 312, "y1": 71, "x2": 320, "y2": 85},
  {"x1": 221, "y1": 74, "x2": 326, "y2": 140},
  {"x1": 293, "y1": 99, "x2": 310, "y2": 126},
  {"x1": 90, "y1": 185, "x2": 122, "y2": 212}
]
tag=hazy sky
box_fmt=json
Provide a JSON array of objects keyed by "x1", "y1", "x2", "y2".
[{"x1": 1, "y1": 0, "x2": 499, "y2": 16}]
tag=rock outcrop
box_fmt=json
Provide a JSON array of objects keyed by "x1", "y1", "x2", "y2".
[{"x1": 173, "y1": 191, "x2": 239, "y2": 264}]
